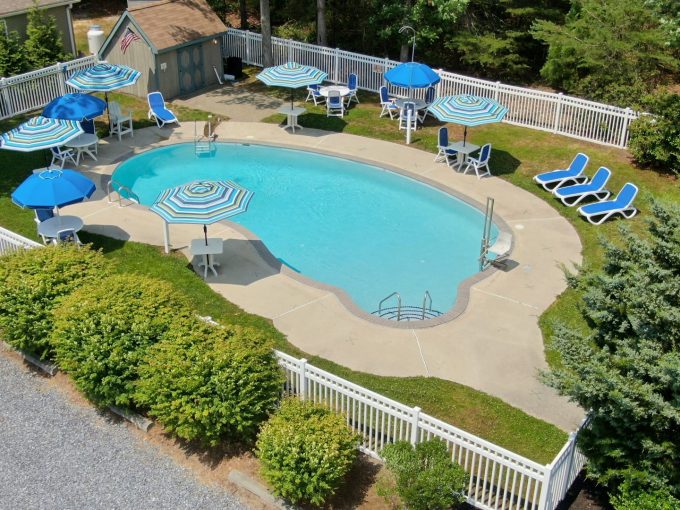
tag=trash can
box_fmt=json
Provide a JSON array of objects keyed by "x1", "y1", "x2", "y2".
[{"x1": 225, "y1": 57, "x2": 243, "y2": 79}]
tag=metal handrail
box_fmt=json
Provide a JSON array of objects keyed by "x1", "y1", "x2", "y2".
[
  {"x1": 378, "y1": 292, "x2": 401, "y2": 321},
  {"x1": 107, "y1": 179, "x2": 140, "y2": 206},
  {"x1": 421, "y1": 291, "x2": 432, "y2": 320}
]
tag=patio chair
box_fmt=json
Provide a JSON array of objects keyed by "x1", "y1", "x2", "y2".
[
  {"x1": 109, "y1": 101, "x2": 133, "y2": 141},
  {"x1": 34, "y1": 208, "x2": 55, "y2": 244},
  {"x1": 54, "y1": 228, "x2": 81, "y2": 246},
  {"x1": 482, "y1": 231, "x2": 512, "y2": 269},
  {"x1": 399, "y1": 102, "x2": 417, "y2": 131},
  {"x1": 50, "y1": 146, "x2": 77, "y2": 168},
  {"x1": 462, "y1": 143, "x2": 492, "y2": 179},
  {"x1": 379, "y1": 86, "x2": 398, "y2": 119},
  {"x1": 578, "y1": 183, "x2": 638, "y2": 225},
  {"x1": 553, "y1": 167, "x2": 611, "y2": 206},
  {"x1": 533, "y1": 153, "x2": 589, "y2": 191},
  {"x1": 147, "y1": 91, "x2": 180, "y2": 128},
  {"x1": 434, "y1": 127, "x2": 459, "y2": 166},
  {"x1": 418, "y1": 86, "x2": 436, "y2": 123},
  {"x1": 326, "y1": 90, "x2": 345, "y2": 118},
  {"x1": 305, "y1": 84, "x2": 325, "y2": 106},
  {"x1": 346, "y1": 73, "x2": 359, "y2": 106}
]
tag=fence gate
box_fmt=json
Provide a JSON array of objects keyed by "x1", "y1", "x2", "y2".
[{"x1": 178, "y1": 43, "x2": 204, "y2": 96}]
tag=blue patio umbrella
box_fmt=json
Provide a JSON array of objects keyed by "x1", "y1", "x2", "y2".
[
  {"x1": 0, "y1": 116, "x2": 84, "y2": 152},
  {"x1": 43, "y1": 93, "x2": 107, "y2": 121},
  {"x1": 428, "y1": 94, "x2": 509, "y2": 145},
  {"x1": 256, "y1": 62, "x2": 328, "y2": 108},
  {"x1": 12, "y1": 169, "x2": 96, "y2": 209},
  {"x1": 151, "y1": 180, "x2": 253, "y2": 251},
  {"x1": 384, "y1": 62, "x2": 440, "y2": 90}
]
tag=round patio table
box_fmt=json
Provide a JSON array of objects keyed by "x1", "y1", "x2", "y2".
[
  {"x1": 319, "y1": 85, "x2": 350, "y2": 98},
  {"x1": 394, "y1": 98, "x2": 427, "y2": 110},
  {"x1": 37, "y1": 215, "x2": 83, "y2": 240}
]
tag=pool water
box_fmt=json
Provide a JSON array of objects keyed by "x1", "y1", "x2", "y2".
[{"x1": 113, "y1": 143, "x2": 497, "y2": 315}]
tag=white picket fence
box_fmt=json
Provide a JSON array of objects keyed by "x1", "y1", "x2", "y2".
[
  {"x1": 223, "y1": 29, "x2": 639, "y2": 148},
  {"x1": 277, "y1": 351, "x2": 588, "y2": 510},
  {"x1": 0, "y1": 55, "x2": 98, "y2": 120},
  {"x1": 0, "y1": 226, "x2": 42, "y2": 254}
]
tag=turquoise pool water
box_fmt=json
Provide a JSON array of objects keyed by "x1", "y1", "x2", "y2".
[{"x1": 112, "y1": 143, "x2": 497, "y2": 315}]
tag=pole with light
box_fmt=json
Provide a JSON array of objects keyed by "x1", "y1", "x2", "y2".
[{"x1": 399, "y1": 25, "x2": 416, "y2": 144}]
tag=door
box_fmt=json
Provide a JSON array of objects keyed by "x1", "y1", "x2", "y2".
[{"x1": 178, "y1": 43, "x2": 205, "y2": 95}]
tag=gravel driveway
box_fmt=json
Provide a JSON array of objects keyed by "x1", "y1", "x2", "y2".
[{"x1": 0, "y1": 351, "x2": 250, "y2": 510}]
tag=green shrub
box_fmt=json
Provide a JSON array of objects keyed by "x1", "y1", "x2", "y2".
[
  {"x1": 380, "y1": 440, "x2": 469, "y2": 510},
  {"x1": 0, "y1": 245, "x2": 107, "y2": 359},
  {"x1": 135, "y1": 316, "x2": 283, "y2": 445},
  {"x1": 629, "y1": 92, "x2": 680, "y2": 174},
  {"x1": 611, "y1": 479, "x2": 680, "y2": 510},
  {"x1": 51, "y1": 274, "x2": 189, "y2": 407},
  {"x1": 256, "y1": 398, "x2": 360, "y2": 506}
]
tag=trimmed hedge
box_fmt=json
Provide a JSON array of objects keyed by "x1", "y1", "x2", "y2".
[
  {"x1": 256, "y1": 398, "x2": 360, "y2": 506},
  {"x1": 136, "y1": 316, "x2": 283, "y2": 445},
  {"x1": 51, "y1": 274, "x2": 190, "y2": 407},
  {"x1": 380, "y1": 439, "x2": 469, "y2": 510},
  {"x1": 0, "y1": 245, "x2": 107, "y2": 359}
]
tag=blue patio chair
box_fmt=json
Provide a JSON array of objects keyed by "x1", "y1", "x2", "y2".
[
  {"x1": 434, "y1": 127, "x2": 459, "y2": 166},
  {"x1": 553, "y1": 167, "x2": 612, "y2": 206},
  {"x1": 462, "y1": 143, "x2": 492, "y2": 179},
  {"x1": 419, "y1": 86, "x2": 436, "y2": 123},
  {"x1": 379, "y1": 86, "x2": 398, "y2": 119},
  {"x1": 34, "y1": 208, "x2": 55, "y2": 244},
  {"x1": 533, "y1": 153, "x2": 589, "y2": 191},
  {"x1": 399, "y1": 102, "x2": 417, "y2": 131},
  {"x1": 578, "y1": 183, "x2": 638, "y2": 225},
  {"x1": 305, "y1": 84, "x2": 325, "y2": 106},
  {"x1": 346, "y1": 73, "x2": 359, "y2": 106},
  {"x1": 147, "y1": 91, "x2": 180, "y2": 128},
  {"x1": 326, "y1": 90, "x2": 345, "y2": 118}
]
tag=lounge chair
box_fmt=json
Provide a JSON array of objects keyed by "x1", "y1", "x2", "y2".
[
  {"x1": 147, "y1": 92, "x2": 179, "y2": 128},
  {"x1": 326, "y1": 90, "x2": 344, "y2": 117},
  {"x1": 553, "y1": 167, "x2": 611, "y2": 206},
  {"x1": 434, "y1": 127, "x2": 458, "y2": 166},
  {"x1": 109, "y1": 101, "x2": 133, "y2": 141},
  {"x1": 462, "y1": 143, "x2": 492, "y2": 179},
  {"x1": 379, "y1": 86, "x2": 398, "y2": 119},
  {"x1": 399, "y1": 102, "x2": 417, "y2": 131},
  {"x1": 578, "y1": 183, "x2": 638, "y2": 225},
  {"x1": 305, "y1": 84, "x2": 325, "y2": 106},
  {"x1": 50, "y1": 146, "x2": 77, "y2": 168},
  {"x1": 533, "y1": 153, "x2": 589, "y2": 191},
  {"x1": 346, "y1": 73, "x2": 359, "y2": 106},
  {"x1": 481, "y1": 231, "x2": 512, "y2": 269}
]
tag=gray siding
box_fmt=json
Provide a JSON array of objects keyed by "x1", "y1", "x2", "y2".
[
  {"x1": 100, "y1": 18, "x2": 155, "y2": 98},
  {"x1": 2, "y1": 6, "x2": 75, "y2": 56},
  {"x1": 201, "y1": 39, "x2": 222, "y2": 88},
  {"x1": 157, "y1": 50, "x2": 178, "y2": 99}
]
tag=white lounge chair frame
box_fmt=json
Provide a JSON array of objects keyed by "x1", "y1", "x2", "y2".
[
  {"x1": 577, "y1": 183, "x2": 638, "y2": 225},
  {"x1": 533, "y1": 153, "x2": 589, "y2": 191},
  {"x1": 147, "y1": 92, "x2": 180, "y2": 128},
  {"x1": 553, "y1": 167, "x2": 611, "y2": 206}
]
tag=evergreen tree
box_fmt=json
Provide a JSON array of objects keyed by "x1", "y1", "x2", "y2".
[
  {"x1": 24, "y1": 2, "x2": 68, "y2": 69},
  {"x1": 0, "y1": 30, "x2": 29, "y2": 77},
  {"x1": 544, "y1": 201, "x2": 680, "y2": 493}
]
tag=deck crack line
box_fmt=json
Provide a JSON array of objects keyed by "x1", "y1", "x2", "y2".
[
  {"x1": 273, "y1": 293, "x2": 333, "y2": 320},
  {"x1": 472, "y1": 288, "x2": 540, "y2": 310},
  {"x1": 411, "y1": 329, "x2": 430, "y2": 377},
  {"x1": 505, "y1": 216, "x2": 563, "y2": 223},
  {"x1": 79, "y1": 203, "x2": 118, "y2": 220}
]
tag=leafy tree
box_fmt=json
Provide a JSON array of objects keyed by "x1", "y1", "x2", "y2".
[
  {"x1": 24, "y1": 1, "x2": 68, "y2": 69},
  {"x1": 533, "y1": 0, "x2": 678, "y2": 105},
  {"x1": 317, "y1": 0, "x2": 327, "y2": 46},
  {"x1": 0, "y1": 30, "x2": 29, "y2": 77},
  {"x1": 611, "y1": 478, "x2": 680, "y2": 510},
  {"x1": 544, "y1": 201, "x2": 680, "y2": 493},
  {"x1": 646, "y1": 0, "x2": 680, "y2": 48},
  {"x1": 629, "y1": 92, "x2": 680, "y2": 175}
]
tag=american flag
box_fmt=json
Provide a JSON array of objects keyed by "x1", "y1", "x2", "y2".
[{"x1": 120, "y1": 28, "x2": 141, "y2": 54}]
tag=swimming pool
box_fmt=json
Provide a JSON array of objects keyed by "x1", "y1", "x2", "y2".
[{"x1": 113, "y1": 143, "x2": 497, "y2": 317}]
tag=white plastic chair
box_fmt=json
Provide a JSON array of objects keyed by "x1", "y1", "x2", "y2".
[
  {"x1": 462, "y1": 143, "x2": 492, "y2": 179},
  {"x1": 305, "y1": 84, "x2": 325, "y2": 106},
  {"x1": 50, "y1": 146, "x2": 77, "y2": 168},
  {"x1": 345, "y1": 73, "x2": 359, "y2": 106},
  {"x1": 326, "y1": 90, "x2": 344, "y2": 118},
  {"x1": 54, "y1": 228, "x2": 81, "y2": 246},
  {"x1": 398, "y1": 102, "x2": 417, "y2": 131},
  {"x1": 379, "y1": 86, "x2": 398, "y2": 119},
  {"x1": 109, "y1": 101, "x2": 133, "y2": 141}
]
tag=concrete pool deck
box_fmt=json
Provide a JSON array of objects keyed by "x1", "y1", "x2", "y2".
[{"x1": 65, "y1": 121, "x2": 584, "y2": 431}]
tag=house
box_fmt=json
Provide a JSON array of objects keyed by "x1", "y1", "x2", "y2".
[
  {"x1": 0, "y1": 0, "x2": 80, "y2": 56},
  {"x1": 98, "y1": 0, "x2": 227, "y2": 100}
]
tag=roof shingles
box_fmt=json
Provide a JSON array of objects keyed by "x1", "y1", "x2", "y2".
[{"x1": 0, "y1": 0, "x2": 80, "y2": 18}]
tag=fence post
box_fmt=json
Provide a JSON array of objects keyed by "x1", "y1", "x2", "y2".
[
  {"x1": 288, "y1": 39, "x2": 293, "y2": 62},
  {"x1": 333, "y1": 48, "x2": 340, "y2": 84},
  {"x1": 57, "y1": 62, "x2": 66, "y2": 95},
  {"x1": 537, "y1": 463, "x2": 554, "y2": 510},
  {"x1": 298, "y1": 358, "x2": 308, "y2": 400},
  {"x1": 409, "y1": 406, "x2": 421, "y2": 445},
  {"x1": 383, "y1": 57, "x2": 389, "y2": 88},
  {"x1": 245, "y1": 31, "x2": 251, "y2": 65},
  {"x1": 553, "y1": 93, "x2": 564, "y2": 134},
  {"x1": 618, "y1": 107, "x2": 634, "y2": 148},
  {"x1": 494, "y1": 81, "x2": 501, "y2": 101},
  {"x1": 0, "y1": 77, "x2": 13, "y2": 119},
  {"x1": 435, "y1": 69, "x2": 443, "y2": 96}
]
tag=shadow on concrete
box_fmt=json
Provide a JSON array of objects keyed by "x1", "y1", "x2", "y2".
[{"x1": 194, "y1": 238, "x2": 281, "y2": 286}]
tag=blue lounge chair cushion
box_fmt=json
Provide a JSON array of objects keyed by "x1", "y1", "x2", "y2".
[
  {"x1": 534, "y1": 153, "x2": 589, "y2": 187},
  {"x1": 555, "y1": 167, "x2": 611, "y2": 198},
  {"x1": 579, "y1": 183, "x2": 637, "y2": 215}
]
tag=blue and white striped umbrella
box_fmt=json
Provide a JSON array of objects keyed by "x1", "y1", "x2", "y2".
[
  {"x1": 428, "y1": 94, "x2": 508, "y2": 144},
  {"x1": 65, "y1": 63, "x2": 141, "y2": 92},
  {"x1": 257, "y1": 62, "x2": 328, "y2": 108},
  {"x1": 151, "y1": 180, "x2": 253, "y2": 243},
  {"x1": 0, "y1": 116, "x2": 84, "y2": 152}
]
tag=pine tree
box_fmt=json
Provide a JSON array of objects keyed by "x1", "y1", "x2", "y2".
[
  {"x1": 545, "y1": 201, "x2": 680, "y2": 494},
  {"x1": 24, "y1": 2, "x2": 68, "y2": 70},
  {"x1": 0, "y1": 30, "x2": 28, "y2": 77}
]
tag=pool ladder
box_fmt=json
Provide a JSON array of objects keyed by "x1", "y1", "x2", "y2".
[
  {"x1": 194, "y1": 117, "x2": 216, "y2": 155},
  {"x1": 107, "y1": 179, "x2": 140, "y2": 206},
  {"x1": 373, "y1": 291, "x2": 443, "y2": 321}
]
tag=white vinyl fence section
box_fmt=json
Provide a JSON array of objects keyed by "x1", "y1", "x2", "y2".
[
  {"x1": 276, "y1": 350, "x2": 588, "y2": 510},
  {"x1": 223, "y1": 29, "x2": 639, "y2": 148},
  {"x1": 0, "y1": 226, "x2": 42, "y2": 254},
  {"x1": 0, "y1": 55, "x2": 98, "y2": 120}
]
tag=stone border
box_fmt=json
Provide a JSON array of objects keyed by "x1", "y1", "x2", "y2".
[{"x1": 111, "y1": 140, "x2": 513, "y2": 330}]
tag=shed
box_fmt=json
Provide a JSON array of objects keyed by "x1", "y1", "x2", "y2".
[{"x1": 98, "y1": 0, "x2": 227, "y2": 99}]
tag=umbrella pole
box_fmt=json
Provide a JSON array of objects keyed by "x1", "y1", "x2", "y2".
[
  {"x1": 463, "y1": 126, "x2": 467, "y2": 147},
  {"x1": 163, "y1": 221, "x2": 170, "y2": 253},
  {"x1": 290, "y1": 89, "x2": 294, "y2": 110}
]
